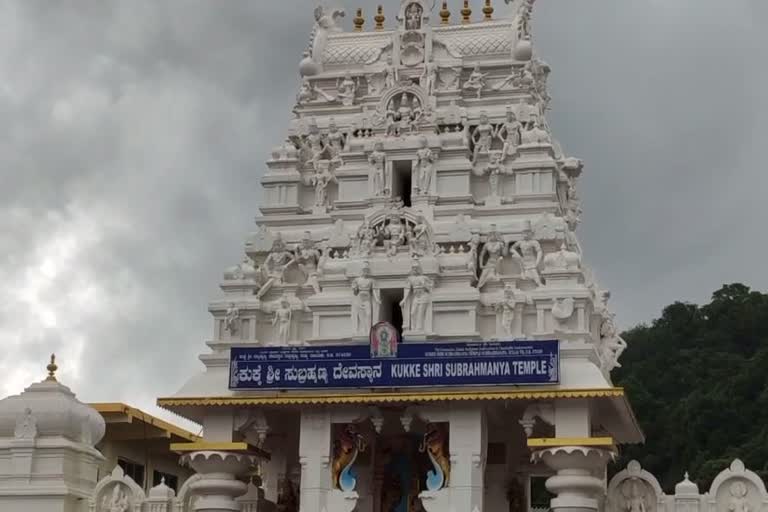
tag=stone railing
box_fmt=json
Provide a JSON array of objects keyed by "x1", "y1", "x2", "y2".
[
  {"x1": 88, "y1": 465, "x2": 266, "y2": 512},
  {"x1": 606, "y1": 459, "x2": 768, "y2": 512}
]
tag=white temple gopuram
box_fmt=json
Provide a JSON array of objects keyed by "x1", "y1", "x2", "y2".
[{"x1": 155, "y1": 2, "x2": 643, "y2": 512}]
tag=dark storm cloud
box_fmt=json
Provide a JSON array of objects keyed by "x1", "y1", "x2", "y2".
[{"x1": 1, "y1": 1, "x2": 765, "y2": 422}]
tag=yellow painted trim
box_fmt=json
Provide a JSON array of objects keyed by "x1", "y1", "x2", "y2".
[
  {"x1": 157, "y1": 388, "x2": 625, "y2": 408},
  {"x1": 90, "y1": 402, "x2": 202, "y2": 442},
  {"x1": 527, "y1": 437, "x2": 615, "y2": 448},
  {"x1": 170, "y1": 441, "x2": 271, "y2": 460}
]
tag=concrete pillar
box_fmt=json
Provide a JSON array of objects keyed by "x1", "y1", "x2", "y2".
[
  {"x1": 449, "y1": 405, "x2": 487, "y2": 512},
  {"x1": 531, "y1": 447, "x2": 614, "y2": 512},
  {"x1": 183, "y1": 451, "x2": 253, "y2": 512},
  {"x1": 298, "y1": 409, "x2": 331, "y2": 512}
]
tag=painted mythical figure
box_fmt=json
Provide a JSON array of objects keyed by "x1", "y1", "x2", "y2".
[
  {"x1": 419, "y1": 423, "x2": 450, "y2": 491},
  {"x1": 332, "y1": 424, "x2": 367, "y2": 492}
]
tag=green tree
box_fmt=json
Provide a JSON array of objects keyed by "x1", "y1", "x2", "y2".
[{"x1": 612, "y1": 284, "x2": 768, "y2": 491}]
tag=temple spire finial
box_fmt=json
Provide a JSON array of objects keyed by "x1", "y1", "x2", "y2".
[
  {"x1": 374, "y1": 5, "x2": 385, "y2": 31},
  {"x1": 439, "y1": 1, "x2": 450, "y2": 25},
  {"x1": 46, "y1": 353, "x2": 58, "y2": 382},
  {"x1": 353, "y1": 8, "x2": 365, "y2": 32},
  {"x1": 483, "y1": 0, "x2": 494, "y2": 21},
  {"x1": 461, "y1": 0, "x2": 472, "y2": 24}
]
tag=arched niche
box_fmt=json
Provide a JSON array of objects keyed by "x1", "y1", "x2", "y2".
[
  {"x1": 707, "y1": 459, "x2": 768, "y2": 512},
  {"x1": 606, "y1": 460, "x2": 666, "y2": 512},
  {"x1": 89, "y1": 465, "x2": 147, "y2": 512}
]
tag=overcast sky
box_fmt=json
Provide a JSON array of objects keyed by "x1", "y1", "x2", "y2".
[{"x1": 1, "y1": 1, "x2": 766, "y2": 426}]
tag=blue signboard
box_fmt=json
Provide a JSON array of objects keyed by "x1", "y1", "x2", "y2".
[{"x1": 229, "y1": 339, "x2": 559, "y2": 390}]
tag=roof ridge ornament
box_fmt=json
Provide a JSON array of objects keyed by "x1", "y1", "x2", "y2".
[{"x1": 45, "y1": 353, "x2": 58, "y2": 382}]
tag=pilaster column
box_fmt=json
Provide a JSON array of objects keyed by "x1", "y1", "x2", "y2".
[
  {"x1": 299, "y1": 409, "x2": 332, "y2": 512},
  {"x1": 449, "y1": 406, "x2": 487, "y2": 512},
  {"x1": 531, "y1": 446, "x2": 614, "y2": 512},
  {"x1": 182, "y1": 451, "x2": 254, "y2": 512}
]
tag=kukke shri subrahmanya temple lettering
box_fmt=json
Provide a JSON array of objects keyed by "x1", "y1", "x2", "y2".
[{"x1": 3, "y1": 2, "x2": 768, "y2": 512}]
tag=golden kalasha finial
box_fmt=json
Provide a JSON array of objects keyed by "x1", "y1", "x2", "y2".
[
  {"x1": 353, "y1": 8, "x2": 365, "y2": 32},
  {"x1": 483, "y1": 0, "x2": 494, "y2": 20},
  {"x1": 461, "y1": 0, "x2": 472, "y2": 24},
  {"x1": 46, "y1": 353, "x2": 58, "y2": 381},
  {"x1": 439, "y1": 1, "x2": 451, "y2": 25},
  {"x1": 374, "y1": 5, "x2": 385, "y2": 30}
]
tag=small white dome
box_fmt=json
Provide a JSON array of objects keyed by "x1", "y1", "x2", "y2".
[
  {"x1": 149, "y1": 478, "x2": 176, "y2": 499},
  {"x1": 0, "y1": 361, "x2": 105, "y2": 446},
  {"x1": 675, "y1": 472, "x2": 699, "y2": 496}
]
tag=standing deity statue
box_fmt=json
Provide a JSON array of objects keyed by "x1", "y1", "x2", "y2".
[
  {"x1": 326, "y1": 118, "x2": 346, "y2": 161},
  {"x1": 225, "y1": 303, "x2": 240, "y2": 335},
  {"x1": 303, "y1": 118, "x2": 327, "y2": 169},
  {"x1": 297, "y1": 77, "x2": 334, "y2": 104},
  {"x1": 351, "y1": 263, "x2": 381, "y2": 335},
  {"x1": 477, "y1": 227, "x2": 507, "y2": 289},
  {"x1": 421, "y1": 60, "x2": 438, "y2": 96},
  {"x1": 382, "y1": 213, "x2": 406, "y2": 257},
  {"x1": 310, "y1": 160, "x2": 338, "y2": 211},
  {"x1": 384, "y1": 56, "x2": 398, "y2": 90},
  {"x1": 296, "y1": 231, "x2": 322, "y2": 294},
  {"x1": 509, "y1": 224, "x2": 543, "y2": 286},
  {"x1": 400, "y1": 259, "x2": 433, "y2": 332},
  {"x1": 496, "y1": 285, "x2": 528, "y2": 337},
  {"x1": 467, "y1": 233, "x2": 481, "y2": 278},
  {"x1": 272, "y1": 296, "x2": 293, "y2": 344},
  {"x1": 492, "y1": 64, "x2": 522, "y2": 91},
  {"x1": 415, "y1": 136, "x2": 435, "y2": 195},
  {"x1": 484, "y1": 150, "x2": 506, "y2": 203},
  {"x1": 405, "y1": 2, "x2": 423, "y2": 30},
  {"x1": 336, "y1": 71, "x2": 358, "y2": 106},
  {"x1": 408, "y1": 96, "x2": 423, "y2": 134},
  {"x1": 462, "y1": 63, "x2": 488, "y2": 99},
  {"x1": 257, "y1": 234, "x2": 296, "y2": 299},
  {"x1": 409, "y1": 219, "x2": 431, "y2": 256},
  {"x1": 499, "y1": 107, "x2": 522, "y2": 155},
  {"x1": 354, "y1": 220, "x2": 377, "y2": 258},
  {"x1": 397, "y1": 93, "x2": 413, "y2": 133},
  {"x1": 385, "y1": 98, "x2": 401, "y2": 137},
  {"x1": 368, "y1": 141, "x2": 388, "y2": 196},
  {"x1": 472, "y1": 112, "x2": 496, "y2": 164}
]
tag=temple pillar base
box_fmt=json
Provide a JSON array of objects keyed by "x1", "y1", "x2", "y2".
[
  {"x1": 182, "y1": 451, "x2": 254, "y2": 512},
  {"x1": 418, "y1": 489, "x2": 451, "y2": 512},
  {"x1": 531, "y1": 446, "x2": 615, "y2": 512},
  {"x1": 325, "y1": 489, "x2": 359, "y2": 512}
]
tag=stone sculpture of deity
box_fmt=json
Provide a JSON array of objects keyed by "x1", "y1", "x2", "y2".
[
  {"x1": 499, "y1": 107, "x2": 522, "y2": 156},
  {"x1": 382, "y1": 213, "x2": 407, "y2": 258},
  {"x1": 257, "y1": 233, "x2": 296, "y2": 299},
  {"x1": 272, "y1": 296, "x2": 293, "y2": 344},
  {"x1": 296, "y1": 231, "x2": 322, "y2": 294},
  {"x1": 477, "y1": 226, "x2": 506, "y2": 289},
  {"x1": 621, "y1": 480, "x2": 647, "y2": 512},
  {"x1": 103, "y1": 485, "x2": 129, "y2": 512},
  {"x1": 421, "y1": 60, "x2": 438, "y2": 96},
  {"x1": 303, "y1": 118, "x2": 327, "y2": 170},
  {"x1": 225, "y1": 303, "x2": 240, "y2": 335},
  {"x1": 415, "y1": 135, "x2": 434, "y2": 195},
  {"x1": 496, "y1": 285, "x2": 528, "y2": 337},
  {"x1": 368, "y1": 141, "x2": 388, "y2": 196},
  {"x1": 509, "y1": 224, "x2": 543, "y2": 286},
  {"x1": 405, "y1": 2, "x2": 423, "y2": 30},
  {"x1": 336, "y1": 71, "x2": 358, "y2": 107},
  {"x1": 326, "y1": 118, "x2": 346, "y2": 161},
  {"x1": 727, "y1": 481, "x2": 750, "y2": 512},
  {"x1": 409, "y1": 219, "x2": 432, "y2": 257},
  {"x1": 484, "y1": 150, "x2": 506, "y2": 204},
  {"x1": 311, "y1": 160, "x2": 337, "y2": 212},
  {"x1": 354, "y1": 220, "x2": 377, "y2": 258},
  {"x1": 400, "y1": 259, "x2": 433, "y2": 332},
  {"x1": 408, "y1": 96, "x2": 423, "y2": 134},
  {"x1": 462, "y1": 63, "x2": 487, "y2": 99},
  {"x1": 351, "y1": 262, "x2": 381, "y2": 335},
  {"x1": 472, "y1": 112, "x2": 496, "y2": 164},
  {"x1": 384, "y1": 55, "x2": 398, "y2": 90}
]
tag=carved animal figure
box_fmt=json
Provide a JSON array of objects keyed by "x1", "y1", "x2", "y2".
[
  {"x1": 419, "y1": 424, "x2": 450, "y2": 490},
  {"x1": 332, "y1": 424, "x2": 367, "y2": 491}
]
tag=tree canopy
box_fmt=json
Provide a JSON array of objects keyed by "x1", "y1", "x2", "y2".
[{"x1": 612, "y1": 283, "x2": 768, "y2": 492}]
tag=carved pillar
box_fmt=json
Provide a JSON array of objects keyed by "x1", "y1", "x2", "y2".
[
  {"x1": 531, "y1": 447, "x2": 614, "y2": 512},
  {"x1": 298, "y1": 409, "x2": 332, "y2": 512},
  {"x1": 183, "y1": 451, "x2": 254, "y2": 512},
  {"x1": 449, "y1": 405, "x2": 487, "y2": 512}
]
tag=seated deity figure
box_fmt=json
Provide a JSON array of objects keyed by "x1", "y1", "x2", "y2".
[
  {"x1": 520, "y1": 120, "x2": 539, "y2": 146},
  {"x1": 326, "y1": 118, "x2": 346, "y2": 161},
  {"x1": 368, "y1": 141, "x2": 388, "y2": 196},
  {"x1": 310, "y1": 160, "x2": 337, "y2": 212},
  {"x1": 421, "y1": 60, "x2": 437, "y2": 96},
  {"x1": 351, "y1": 262, "x2": 381, "y2": 335},
  {"x1": 336, "y1": 71, "x2": 358, "y2": 106},
  {"x1": 382, "y1": 213, "x2": 406, "y2": 257},
  {"x1": 477, "y1": 227, "x2": 507, "y2": 289},
  {"x1": 295, "y1": 231, "x2": 322, "y2": 294},
  {"x1": 531, "y1": 117, "x2": 551, "y2": 144},
  {"x1": 397, "y1": 93, "x2": 413, "y2": 131},
  {"x1": 272, "y1": 296, "x2": 293, "y2": 344},
  {"x1": 509, "y1": 224, "x2": 543, "y2": 286},
  {"x1": 727, "y1": 481, "x2": 751, "y2": 512},
  {"x1": 400, "y1": 259, "x2": 433, "y2": 332},
  {"x1": 415, "y1": 135, "x2": 434, "y2": 195},
  {"x1": 484, "y1": 150, "x2": 506, "y2": 203},
  {"x1": 354, "y1": 220, "x2": 377, "y2": 258},
  {"x1": 409, "y1": 219, "x2": 431, "y2": 256},
  {"x1": 462, "y1": 63, "x2": 487, "y2": 99},
  {"x1": 621, "y1": 481, "x2": 647, "y2": 512},
  {"x1": 257, "y1": 234, "x2": 296, "y2": 299},
  {"x1": 499, "y1": 107, "x2": 522, "y2": 155},
  {"x1": 297, "y1": 77, "x2": 334, "y2": 104},
  {"x1": 225, "y1": 303, "x2": 240, "y2": 335},
  {"x1": 472, "y1": 112, "x2": 496, "y2": 164},
  {"x1": 103, "y1": 485, "x2": 129, "y2": 512},
  {"x1": 405, "y1": 2, "x2": 423, "y2": 30}
]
